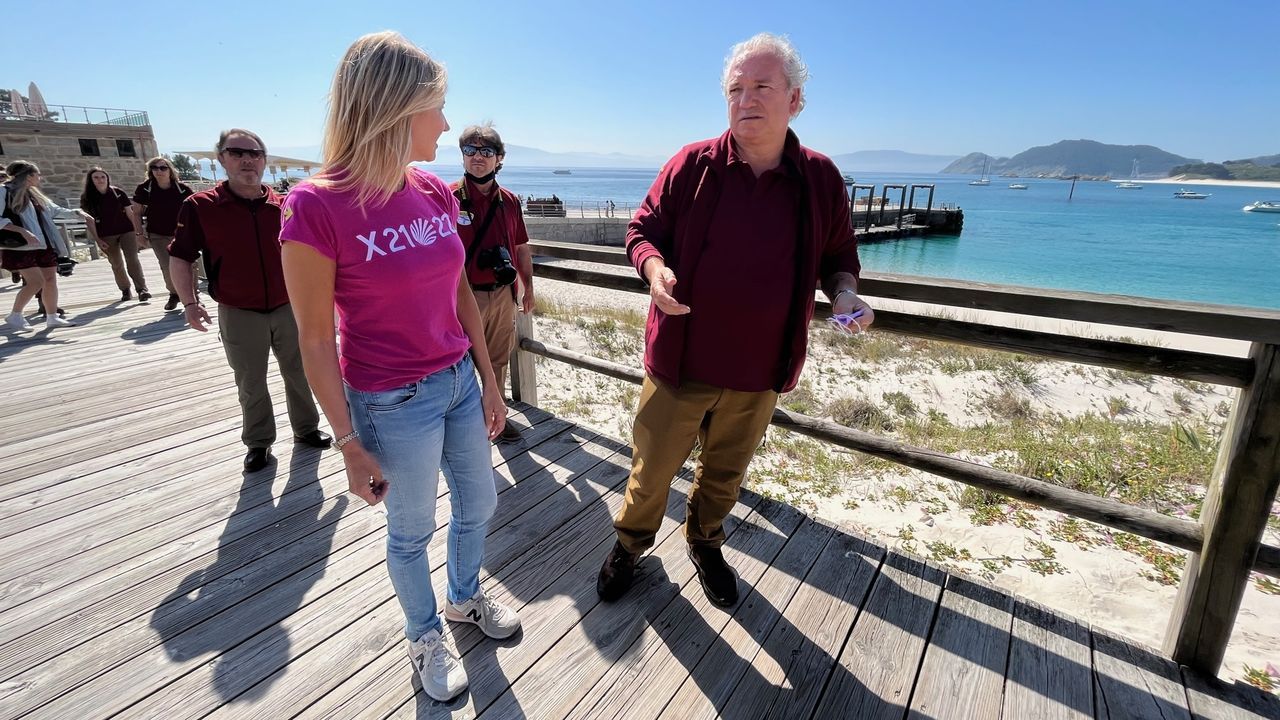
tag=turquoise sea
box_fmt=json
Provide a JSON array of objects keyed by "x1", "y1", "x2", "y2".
[{"x1": 422, "y1": 165, "x2": 1280, "y2": 311}]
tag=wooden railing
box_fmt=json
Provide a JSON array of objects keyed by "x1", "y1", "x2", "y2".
[{"x1": 512, "y1": 239, "x2": 1280, "y2": 677}]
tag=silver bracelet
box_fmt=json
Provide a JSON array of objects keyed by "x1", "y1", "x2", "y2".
[{"x1": 334, "y1": 430, "x2": 360, "y2": 450}]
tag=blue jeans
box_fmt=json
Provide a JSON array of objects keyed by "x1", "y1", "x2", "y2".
[{"x1": 345, "y1": 354, "x2": 497, "y2": 641}]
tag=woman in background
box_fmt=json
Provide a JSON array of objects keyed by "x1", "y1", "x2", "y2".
[
  {"x1": 132, "y1": 157, "x2": 195, "y2": 311},
  {"x1": 81, "y1": 167, "x2": 149, "y2": 302},
  {"x1": 1, "y1": 161, "x2": 88, "y2": 330}
]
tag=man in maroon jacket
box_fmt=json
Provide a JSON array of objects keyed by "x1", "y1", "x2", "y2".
[
  {"x1": 597, "y1": 34, "x2": 876, "y2": 607},
  {"x1": 169, "y1": 129, "x2": 330, "y2": 473}
]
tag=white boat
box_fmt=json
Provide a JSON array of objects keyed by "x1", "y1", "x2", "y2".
[
  {"x1": 1173, "y1": 188, "x2": 1210, "y2": 199},
  {"x1": 842, "y1": 173, "x2": 856, "y2": 186},
  {"x1": 969, "y1": 157, "x2": 991, "y2": 186},
  {"x1": 1116, "y1": 159, "x2": 1143, "y2": 189},
  {"x1": 552, "y1": 169, "x2": 571, "y2": 175},
  {"x1": 1008, "y1": 183, "x2": 1028, "y2": 190},
  {"x1": 1243, "y1": 201, "x2": 1280, "y2": 213}
]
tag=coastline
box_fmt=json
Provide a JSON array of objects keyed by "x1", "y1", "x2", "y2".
[{"x1": 1139, "y1": 175, "x2": 1280, "y2": 190}]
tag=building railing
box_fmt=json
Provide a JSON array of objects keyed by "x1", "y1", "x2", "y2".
[
  {"x1": 1, "y1": 103, "x2": 150, "y2": 127},
  {"x1": 512, "y1": 239, "x2": 1280, "y2": 678}
]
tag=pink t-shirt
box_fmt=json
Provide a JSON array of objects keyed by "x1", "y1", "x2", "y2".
[{"x1": 280, "y1": 169, "x2": 470, "y2": 392}]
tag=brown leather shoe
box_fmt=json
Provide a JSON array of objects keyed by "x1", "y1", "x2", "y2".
[
  {"x1": 688, "y1": 544, "x2": 739, "y2": 607},
  {"x1": 498, "y1": 423, "x2": 523, "y2": 443},
  {"x1": 596, "y1": 540, "x2": 639, "y2": 601}
]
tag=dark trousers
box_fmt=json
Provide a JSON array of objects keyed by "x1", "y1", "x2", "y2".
[{"x1": 219, "y1": 303, "x2": 320, "y2": 448}]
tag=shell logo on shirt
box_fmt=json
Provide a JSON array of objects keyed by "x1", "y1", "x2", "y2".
[{"x1": 355, "y1": 212, "x2": 456, "y2": 262}]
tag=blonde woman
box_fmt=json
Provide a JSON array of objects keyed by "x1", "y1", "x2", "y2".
[
  {"x1": 1, "y1": 161, "x2": 88, "y2": 330},
  {"x1": 279, "y1": 31, "x2": 519, "y2": 702}
]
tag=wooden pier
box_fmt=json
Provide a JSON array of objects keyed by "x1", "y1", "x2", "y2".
[{"x1": 1, "y1": 258, "x2": 1278, "y2": 718}]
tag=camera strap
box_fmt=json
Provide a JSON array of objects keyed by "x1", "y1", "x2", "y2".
[{"x1": 464, "y1": 194, "x2": 503, "y2": 268}]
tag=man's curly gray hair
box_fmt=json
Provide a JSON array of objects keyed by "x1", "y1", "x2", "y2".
[{"x1": 721, "y1": 33, "x2": 809, "y2": 116}]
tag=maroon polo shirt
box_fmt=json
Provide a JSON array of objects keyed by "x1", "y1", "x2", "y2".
[
  {"x1": 133, "y1": 180, "x2": 194, "y2": 236},
  {"x1": 450, "y1": 178, "x2": 529, "y2": 287},
  {"x1": 86, "y1": 187, "x2": 134, "y2": 236},
  {"x1": 169, "y1": 182, "x2": 290, "y2": 311},
  {"x1": 627, "y1": 129, "x2": 862, "y2": 394},
  {"x1": 680, "y1": 151, "x2": 800, "y2": 391}
]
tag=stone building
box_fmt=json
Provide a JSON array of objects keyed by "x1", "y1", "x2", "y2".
[{"x1": 1, "y1": 104, "x2": 157, "y2": 206}]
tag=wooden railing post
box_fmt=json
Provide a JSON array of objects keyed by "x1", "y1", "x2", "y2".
[
  {"x1": 1165, "y1": 342, "x2": 1280, "y2": 674},
  {"x1": 510, "y1": 309, "x2": 538, "y2": 406}
]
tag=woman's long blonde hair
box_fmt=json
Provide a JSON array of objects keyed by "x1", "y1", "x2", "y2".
[
  {"x1": 317, "y1": 31, "x2": 447, "y2": 208},
  {"x1": 4, "y1": 161, "x2": 53, "y2": 213}
]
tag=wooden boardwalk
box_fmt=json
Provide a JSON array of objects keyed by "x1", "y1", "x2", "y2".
[{"x1": 2, "y1": 259, "x2": 1278, "y2": 719}]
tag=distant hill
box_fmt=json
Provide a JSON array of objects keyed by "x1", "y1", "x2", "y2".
[
  {"x1": 941, "y1": 140, "x2": 1198, "y2": 178},
  {"x1": 829, "y1": 150, "x2": 960, "y2": 174},
  {"x1": 1232, "y1": 154, "x2": 1280, "y2": 167}
]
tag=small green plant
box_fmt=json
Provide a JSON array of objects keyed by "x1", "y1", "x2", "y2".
[
  {"x1": 1242, "y1": 664, "x2": 1278, "y2": 693},
  {"x1": 1048, "y1": 517, "x2": 1099, "y2": 549},
  {"x1": 886, "y1": 485, "x2": 914, "y2": 510},
  {"x1": 959, "y1": 486, "x2": 1006, "y2": 525},
  {"x1": 781, "y1": 380, "x2": 819, "y2": 415},
  {"x1": 1114, "y1": 533, "x2": 1186, "y2": 586},
  {"x1": 1106, "y1": 396, "x2": 1133, "y2": 418},
  {"x1": 1172, "y1": 390, "x2": 1195, "y2": 414},
  {"x1": 982, "y1": 388, "x2": 1035, "y2": 423},
  {"x1": 827, "y1": 396, "x2": 893, "y2": 431},
  {"x1": 882, "y1": 391, "x2": 919, "y2": 418},
  {"x1": 926, "y1": 540, "x2": 974, "y2": 565},
  {"x1": 1253, "y1": 573, "x2": 1280, "y2": 595}
]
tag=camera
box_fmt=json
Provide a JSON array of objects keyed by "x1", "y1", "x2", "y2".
[
  {"x1": 56, "y1": 257, "x2": 77, "y2": 277},
  {"x1": 477, "y1": 245, "x2": 517, "y2": 287}
]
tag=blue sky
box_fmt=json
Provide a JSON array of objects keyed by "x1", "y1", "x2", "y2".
[{"x1": 10, "y1": 0, "x2": 1278, "y2": 162}]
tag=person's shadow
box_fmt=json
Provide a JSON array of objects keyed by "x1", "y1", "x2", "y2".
[
  {"x1": 120, "y1": 312, "x2": 188, "y2": 344},
  {"x1": 149, "y1": 446, "x2": 347, "y2": 701}
]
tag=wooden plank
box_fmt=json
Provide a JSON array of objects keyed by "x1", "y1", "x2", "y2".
[
  {"x1": 0, "y1": 405, "x2": 564, "y2": 653},
  {"x1": 908, "y1": 575, "x2": 1014, "y2": 720},
  {"x1": 510, "y1": 309, "x2": 538, "y2": 405},
  {"x1": 566, "y1": 498, "x2": 806, "y2": 720},
  {"x1": 812, "y1": 551, "x2": 946, "y2": 720},
  {"x1": 304, "y1": 449, "x2": 640, "y2": 720},
  {"x1": 475, "y1": 487, "x2": 764, "y2": 720},
  {"x1": 1182, "y1": 667, "x2": 1280, "y2": 720},
  {"x1": 715, "y1": 526, "x2": 883, "y2": 720},
  {"x1": 658, "y1": 517, "x2": 836, "y2": 720},
  {"x1": 1093, "y1": 629, "x2": 1191, "y2": 720},
  {"x1": 1002, "y1": 600, "x2": 1094, "y2": 720},
  {"x1": 1167, "y1": 343, "x2": 1280, "y2": 671},
  {"x1": 221, "y1": 441, "x2": 633, "y2": 719},
  {"x1": 9, "y1": 512, "x2": 388, "y2": 719}
]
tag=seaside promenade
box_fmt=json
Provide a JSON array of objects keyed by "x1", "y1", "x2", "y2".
[{"x1": 1, "y1": 258, "x2": 1279, "y2": 719}]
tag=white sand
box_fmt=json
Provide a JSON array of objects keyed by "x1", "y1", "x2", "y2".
[
  {"x1": 527, "y1": 262, "x2": 1280, "y2": 689},
  {"x1": 1142, "y1": 176, "x2": 1280, "y2": 190}
]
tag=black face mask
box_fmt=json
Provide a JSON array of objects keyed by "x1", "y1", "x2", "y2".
[{"x1": 465, "y1": 170, "x2": 498, "y2": 185}]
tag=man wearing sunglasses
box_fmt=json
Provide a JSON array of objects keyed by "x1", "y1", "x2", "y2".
[
  {"x1": 169, "y1": 129, "x2": 331, "y2": 472},
  {"x1": 450, "y1": 124, "x2": 533, "y2": 443},
  {"x1": 597, "y1": 34, "x2": 875, "y2": 608}
]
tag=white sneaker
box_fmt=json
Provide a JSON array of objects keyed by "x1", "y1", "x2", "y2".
[
  {"x1": 408, "y1": 628, "x2": 468, "y2": 702},
  {"x1": 5, "y1": 312, "x2": 31, "y2": 331},
  {"x1": 45, "y1": 316, "x2": 74, "y2": 329},
  {"x1": 444, "y1": 590, "x2": 522, "y2": 639}
]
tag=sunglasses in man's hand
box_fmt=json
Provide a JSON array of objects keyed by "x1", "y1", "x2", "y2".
[{"x1": 827, "y1": 309, "x2": 866, "y2": 335}]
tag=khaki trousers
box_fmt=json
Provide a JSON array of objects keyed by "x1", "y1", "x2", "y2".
[
  {"x1": 147, "y1": 233, "x2": 196, "y2": 295},
  {"x1": 100, "y1": 231, "x2": 148, "y2": 293},
  {"x1": 614, "y1": 376, "x2": 778, "y2": 553},
  {"x1": 219, "y1": 303, "x2": 321, "y2": 449},
  {"x1": 472, "y1": 287, "x2": 517, "y2": 396}
]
